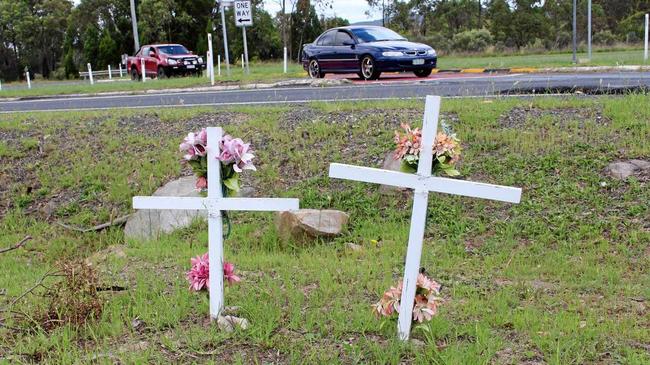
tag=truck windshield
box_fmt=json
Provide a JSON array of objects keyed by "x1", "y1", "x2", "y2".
[
  {"x1": 350, "y1": 27, "x2": 406, "y2": 43},
  {"x1": 158, "y1": 45, "x2": 190, "y2": 55}
]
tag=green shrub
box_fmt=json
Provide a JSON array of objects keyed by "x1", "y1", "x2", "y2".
[
  {"x1": 451, "y1": 29, "x2": 493, "y2": 52},
  {"x1": 593, "y1": 30, "x2": 618, "y2": 45}
]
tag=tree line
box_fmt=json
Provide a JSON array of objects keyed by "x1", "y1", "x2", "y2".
[{"x1": 1, "y1": 0, "x2": 649, "y2": 82}]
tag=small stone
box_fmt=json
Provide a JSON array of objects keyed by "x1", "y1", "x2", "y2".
[
  {"x1": 276, "y1": 209, "x2": 349, "y2": 243},
  {"x1": 579, "y1": 321, "x2": 587, "y2": 329},
  {"x1": 604, "y1": 161, "x2": 639, "y2": 180},
  {"x1": 345, "y1": 242, "x2": 363, "y2": 252},
  {"x1": 131, "y1": 317, "x2": 146, "y2": 332},
  {"x1": 217, "y1": 315, "x2": 249, "y2": 333},
  {"x1": 124, "y1": 176, "x2": 207, "y2": 240},
  {"x1": 237, "y1": 186, "x2": 256, "y2": 197},
  {"x1": 630, "y1": 159, "x2": 650, "y2": 171},
  {"x1": 600, "y1": 181, "x2": 607, "y2": 187}
]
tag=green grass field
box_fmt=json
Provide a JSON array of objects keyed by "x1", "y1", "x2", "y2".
[
  {"x1": 0, "y1": 96, "x2": 648, "y2": 363},
  {"x1": 0, "y1": 48, "x2": 648, "y2": 99}
]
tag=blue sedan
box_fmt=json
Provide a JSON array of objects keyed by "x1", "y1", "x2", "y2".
[{"x1": 301, "y1": 26, "x2": 437, "y2": 80}]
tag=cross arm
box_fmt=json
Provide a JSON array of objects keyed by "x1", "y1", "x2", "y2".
[
  {"x1": 133, "y1": 196, "x2": 299, "y2": 211},
  {"x1": 329, "y1": 163, "x2": 422, "y2": 190}
]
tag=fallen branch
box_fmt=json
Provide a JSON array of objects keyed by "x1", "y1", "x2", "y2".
[
  {"x1": 56, "y1": 215, "x2": 131, "y2": 233},
  {"x1": 0, "y1": 236, "x2": 31, "y2": 255}
]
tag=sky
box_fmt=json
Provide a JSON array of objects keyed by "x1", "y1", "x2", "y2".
[{"x1": 262, "y1": 0, "x2": 380, "y2": 24}]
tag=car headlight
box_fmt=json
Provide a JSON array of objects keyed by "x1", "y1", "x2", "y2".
[
  {"x1": 382, "y1": 51, "x2": 403, "y2": 57},
  {"x1": 168, "y1": 59, "x2": 178, "y2": 65},
  {"x1": 198, "y1": 57, "x2": 204, "y2": 64},
  {"x1": 427, "y1": 49, "x2": 436, "y2": 56}
]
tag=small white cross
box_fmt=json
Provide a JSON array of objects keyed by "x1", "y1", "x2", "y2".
[
  {"x1": 329, "y1": 95, "x2": 522, "y2": 340},
  {"x1": 133, "y1": 127, "x2": 299, "y2": 319}
]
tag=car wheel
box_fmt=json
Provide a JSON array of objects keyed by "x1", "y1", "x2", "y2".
[
  {"x1": 131, "y1": 67, "x2": 140, "y2": 81},
  {"x1": 414, "y1": 69, "x2": 432, "y2": 78},
  {"x1": 308, "y1": 58, "x2": 324, "y2": 79},
  {"x1": 360, "y1": 56, "x2": 380, "y2": 80},
  {"x1": 356, "y1": 72, "x2": 365, "y2": 80},
  {"x1": 157, "y1": 67, "x2": 166, "y2": 79}
]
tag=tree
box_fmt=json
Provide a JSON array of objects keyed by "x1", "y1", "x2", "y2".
[
  {"x1": 83, "y1": 26, "x2": 99, "y2": 67},
  {"x1": 62, "y1": 22, "x2": 78, "y2": 78},
  {"x1": 98, "y1": 28, "x2": 117, "y2": 68}
]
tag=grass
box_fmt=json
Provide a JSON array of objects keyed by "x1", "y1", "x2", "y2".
[
  {"x1": 1, "y1": 48, "x2": 648, "y2": 99},
  {"x1": 0, "y1": 95, "x2": 649, "y2": 363}
]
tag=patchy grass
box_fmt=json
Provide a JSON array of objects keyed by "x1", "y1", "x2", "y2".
[{"x1": 0, "y1": 95, "x2": 648, "y2": 364}]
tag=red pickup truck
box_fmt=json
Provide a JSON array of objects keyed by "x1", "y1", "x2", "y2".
[{"x1": 127, "y1": 44, "x2": 205, "y2": 80}]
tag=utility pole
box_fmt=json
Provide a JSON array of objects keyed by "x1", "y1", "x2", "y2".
[
  {"x1": 587, "y1": 0, "x2": 591, "y2": 62},
  {"x1": 220, "y1": 2, "x2": 231, "y2": 76},
  {"x1": 129, "y1": 0, "x2": 140, "y2": 52},
  {"x1": 572, "y1": 0, "x2": 577, "y2": 64}
]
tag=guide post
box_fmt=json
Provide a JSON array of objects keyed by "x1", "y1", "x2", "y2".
[{"x1": 234, "y1": 0, "x2": 252, "y2": 75}]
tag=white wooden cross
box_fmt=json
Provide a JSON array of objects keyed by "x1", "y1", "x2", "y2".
[
  {"x1": 132, "y1": 127, "x2": 299, "y2": 319},
  {"x1": 329, "y1": 95, "x2": 522, "y2": 340}
]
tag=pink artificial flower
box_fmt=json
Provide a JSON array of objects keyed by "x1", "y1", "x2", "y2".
[
  {"x1": 187, "y1": 254, "x2": 241, "y2": 292},
  {"x1": 223, "y1": 262, "x2": 241, "y2": 284},
  {"x1": 412, "y1": 294, "x2": 435, "y2": 323},
  {"x1": 416, "y1": 273, "x2": 441, "y2": 294},
  {"x1": 187, "y1": 253, "x2": 210, "y2": 291},
  {"x1": 217, "y1": 135, "x2": 256, "y2": 172},
  {"x1": 179, "y1": 129, "x2": 208, "y2": 160},
  {"x1": 195, "y1": 176, "x2": 208, "y2": 190}
]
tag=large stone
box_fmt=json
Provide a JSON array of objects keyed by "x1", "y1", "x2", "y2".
[
  {"x1": 276, "y1": 209, "x2": 349, "y2": 243},
  {"x1": 124, "y1": 176, "x2": 206, "y2": 240},
  {"x1": 605, "y1": 160, "x2": 649, "y2": 180},
  {"x1": 379, "y1": 151, "x2": 408, "y2": 194}
]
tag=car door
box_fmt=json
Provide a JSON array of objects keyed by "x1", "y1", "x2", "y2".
[
  {"x1": 333, "y1": 30, "x2": 358, "y2": 71},
  {"x1": 146, "y1": 47, "x2": 159, "y2": 76},
  {"x1": 315, "y1": 30, "x2": 337, "y2": 71}
]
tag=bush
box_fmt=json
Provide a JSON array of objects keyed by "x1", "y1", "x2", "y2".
[
  {"x1": 412, "y1": 33, "x2": 450, "y2": 53},
  {"x1": 451, "y1": 29, "x2": 493, "y2": 53},
  {"x1": 593, "y1": 30, "x2": 617, "y2": 45},
  {"x1": 555, "y1": 31, "x2": 572, "y2": 49}
]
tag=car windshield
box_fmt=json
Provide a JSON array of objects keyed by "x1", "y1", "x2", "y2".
[
  {"x1": 350, "y1": 27, "x2": 406, "y2": 43},
  {"x1": 157, "y1": 45, "x2": 190, "y2": 55}
]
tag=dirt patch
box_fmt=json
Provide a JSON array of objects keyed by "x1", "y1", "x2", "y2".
[{"x1": 499, "y1": 106, "x2": 611, "y2": 129}]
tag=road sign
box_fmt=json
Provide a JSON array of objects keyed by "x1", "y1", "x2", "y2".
[{"x1": 234, "y1": 0, "x2": 253, "y2": 27}]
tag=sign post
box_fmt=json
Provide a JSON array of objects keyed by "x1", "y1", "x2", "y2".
[
  {"x1": 234, "y1": 0, "x2": 252, "y2": 75},
  {"x1": 645, "y1": 13, "x2": 649, "y2": 62},
  {"x1": 208, "y1": 33, "x2": 215, "y2": 85},
  {"x1": 220, "y1": 1, "x2": 232, "y2": 76}
]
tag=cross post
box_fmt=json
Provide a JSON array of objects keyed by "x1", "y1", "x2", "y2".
[
  {"x1": 329, "y1": 95, "x2": 522, "y2": 340},
  {"x1": 133, "y1": 127, "x2": 299, "y2": 319}
]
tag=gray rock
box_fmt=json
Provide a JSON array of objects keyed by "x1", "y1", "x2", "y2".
[
  {"x1": 217, "y1": 315, "x2": 249, "y2": 332},
  {"x1": 124, "y1": 176, "x2": 206, "y2": 240},
  {"x1": 276, "y1": 209, "x2": 349, "y2": 243},
  {"x1": 379, "y1": 151, "x2": 408, "y2": 194},
  {"x1": 605, "y1": 160, "x2": 648, "y2": 180},
  {"x1": 345, "y1": 242, "x2": 363, "y2": 252}
]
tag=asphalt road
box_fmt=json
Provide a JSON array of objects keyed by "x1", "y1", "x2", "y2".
[{"x1": 1, "y1": 72, "x2": 649, "y2": 113}]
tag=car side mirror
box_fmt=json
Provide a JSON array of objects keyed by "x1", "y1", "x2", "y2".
[{"x1": 343, "y1": 40, "x2": 355, "y2": 47}]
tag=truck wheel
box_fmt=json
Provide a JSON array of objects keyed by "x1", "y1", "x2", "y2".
[
  {"x1": 131, "y1": 67, "x2": 140, "y2": 81},
  {"x1": 157, "y1": 67, "x2": 166, "y2": 79}
]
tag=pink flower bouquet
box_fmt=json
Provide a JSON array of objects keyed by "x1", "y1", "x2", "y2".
[
  {"x1": 373, "y1": 272, "x2": 443, "y2": 323},
  {"x1": 393, "y1": 123, "x2": 462, "y2": 176},
  {"x1": 187, "y1": 252, "x2": 241, "y2": 292},
  {"x1": 180, "y1": 129, "x2": 256, "y2": 195}
]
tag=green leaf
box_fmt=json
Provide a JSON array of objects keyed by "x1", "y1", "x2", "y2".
[
  {"x1": 223, "y1": 176, "x2": 240, "y2": 193},
  {"x1": 400, "y1": 160, "x2": 417, "y2": 173}
]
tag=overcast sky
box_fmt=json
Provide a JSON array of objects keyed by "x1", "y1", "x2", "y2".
[{"x1": 262, "y1": 0, "x2": 380, "y2": 23}]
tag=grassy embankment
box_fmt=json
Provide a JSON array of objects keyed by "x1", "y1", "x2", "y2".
[
  {"x1": 0, "y1": 95, "x2": 648, "y2": 363},
  {"x1": 0, "y1": 48, "x2": 648, "y2": 99}
]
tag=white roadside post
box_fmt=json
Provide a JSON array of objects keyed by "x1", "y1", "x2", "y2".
[
  {"x1": 234, "y1": 0, "x2": 252, "y2": 75},
  {"x1": 87, "y1": 63, "x2": 94, "y2": 85},
  {"x1": 0, "y1": 80, "x2": 2, "y2": 91},
  {"x1": 328, "y1": 95, "x2": 522, "y2": 341},
  {"x1": 587, "y1": 0, "x2": 592, "y2": 61},
  {"x1": 220, "y1": 1, "x2": 232, "y2": 76},
  {"x1": 208, "y1": 33, "x2": 215, "y2": 85},
  {"x1": 26, "y1": 70, "x2": 31, "y2": 89},
  {"x1": 284, "y1": 47, "x2": 288, "y2": 73},
  {"x1": 119, "y1": 63, "x2": 123, "y2": 78},
  {"x1": 206, "y1": 51, "x2": 211, "y2": 78},
  {"x1": 141, "y1": 58, "x2": 146, "y2": 83},
  {"x1": 133, "y1": 127, "x2": 299, "y2": 319},
  {"x1": 218, "y1": 55, "x2": 222, "y2": 76},
  {"x1": 108, "y1": 65, "x2": 112, "y2": 80},
  {"x1": 643, "y1": 14, "x2": 650, "y2": 62}
]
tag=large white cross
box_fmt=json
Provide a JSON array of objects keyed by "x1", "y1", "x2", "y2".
[
  {"x1": 133, "y1": 127, "x2": 299, "y2": 319},
  {"x1": 329, "y1": 95, "x2": 522, "y2": 340}
]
